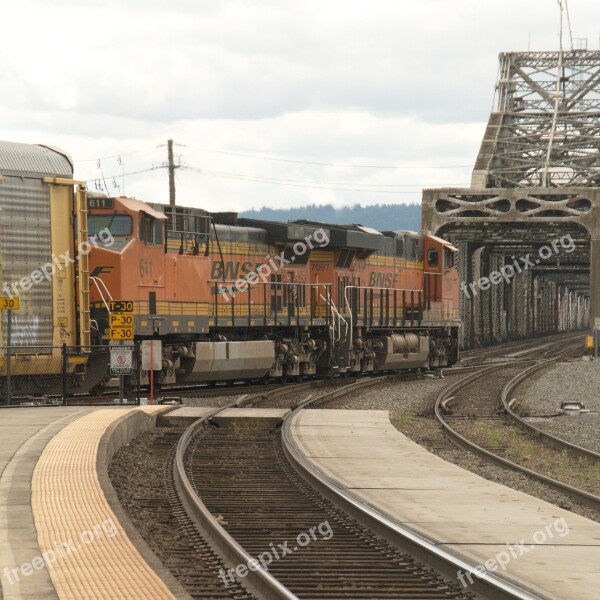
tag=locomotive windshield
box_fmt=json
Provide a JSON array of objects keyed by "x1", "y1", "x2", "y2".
[{"x1": 88, "y1": 215, "x2": 133, "y2": 237}]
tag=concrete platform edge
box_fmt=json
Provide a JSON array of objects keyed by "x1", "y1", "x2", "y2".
[
  {"x1": 96, "y1": 407, "x2": 192, "y2": 600},
  {"x1": 285, "y1": 411, "x2": 545, "y2": 600}
]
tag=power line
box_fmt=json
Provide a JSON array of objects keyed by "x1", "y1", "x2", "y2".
[
  {"x1": 74, "y1": 140, "x2": 473, "y2": 170},
  {"x1": 177, "y1": 142, "x2": 473, "y2": 170},
  {"x1": 83, "y1": 159, "x2": 468, "y2": 196},
  {"x1": 563, "y1": 0, "x2": 574, "y2": 51},
  {"x1": 86, "y1": 166, "x2": 164, "y2": 184},
  {"x1": 74, "y1": 145, "x2": 162, "y2": 163},
  {"x1": 183, "y1": 164, "x2": 467, "y2": 188},
  {"x1": 183, "y1": 165, "x2": 462, "y2": 194}
]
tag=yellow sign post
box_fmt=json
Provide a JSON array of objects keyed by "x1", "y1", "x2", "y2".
[
  {"x1": 0, "y1": 297, "x2": 19, "y2": 311},
  {"x1": 1, "y1": 296, "x2": 19, "y2": 405},
  {"x1": 109, "y1": 327, "x2": 134, "y2": 340},
  {"x1": 109, "y1": 300, "x2": 133, "y2": 313},
  {"x1": 108, "y1": 300, "x2": 135, "y2": 402}
]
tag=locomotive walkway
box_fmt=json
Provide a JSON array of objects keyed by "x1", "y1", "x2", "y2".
[
  {"x1": 0, "y1": 405, "x2": 189, "y2": 600},
  {"x1": 290, "y1": 409, "x2": 600, "y2": 600}
]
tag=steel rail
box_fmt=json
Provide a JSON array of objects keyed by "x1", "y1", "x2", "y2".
[
  {"x1": 435, "y1": 341, "x2": 600, "y2": 513},
  {"x1": 501, "y1": 350, "x2": 600, "y2": 464},
  {"x1": 171, "y1": 339, "x2": 584, "y2": 599},
  {"x1": 279, "y1": 371, "x2": 541, "y2": 600},
  {"x1": 172, "y1": 383, "x2": 314, "y2": 600},
  {"x1": 172, "y1": 377, "x2": 389, "y2": 599}
]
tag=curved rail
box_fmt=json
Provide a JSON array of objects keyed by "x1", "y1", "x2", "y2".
[
  {"x1": 279, "y1": 373, "x2": 541, "y2": 600},
  {"x1": 501, "y1": 358, "x2": 600, "y2": 464},
  {"x1": 435, "y1": 341, "x2": 600, "y2": 511},
  {"x1": 174, "y1": 347, "x2": 584, "y2": 600},
  {"x1": 172, "y1": 376, "x2": 392, "y2": 599},
  {"x1": 459, "y1": 331, "x2": 584, "y2": 365},
  {"x1": 172, "y1": 385, "x2": 311, "y2": 600}
]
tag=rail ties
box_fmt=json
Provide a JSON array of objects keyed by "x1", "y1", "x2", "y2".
[
  {"x1": 188, "y1": 425, "x2": 473, "y2": 599},
  {"x1": 168, "y1": 379, "x2": 475, "y2": 599},
  {"x1": 436, "y1": 337, "x2": 600, "y2": 510}
]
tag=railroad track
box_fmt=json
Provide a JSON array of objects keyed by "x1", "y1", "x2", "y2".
[
  {"x1": 7, "y1": 332, "x2": 584, "y2": 407},
  {"x1": 435, "y1": 337, "x2": 600, "y2": 511},
  {"x1": 110, "y1": 336, "x2": 590, "y2": 599},
  {"x1": 111, "y1": 383, "x2": 319, "y2": 600},
  {"x1": 9, "y1": 368, "x2": 426, "y2": 407},
  {"x1": 168, "y1": 375, "x2": 547, "y2": 599},
  {"x1": 458, "y1": 331, "x2": 585, "y2": 366},
  {"x1": 175, "y1": 378, "x2": 477, "y2": 599}
]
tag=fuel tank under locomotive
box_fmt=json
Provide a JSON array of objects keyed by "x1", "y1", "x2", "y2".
[{"x1": 369, "y1": 333, "x2": 429, "y2": 370}]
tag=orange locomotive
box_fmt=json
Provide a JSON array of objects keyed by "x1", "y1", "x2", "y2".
[{"x1": 88, "y1": 194, "x2": 460, "y2": 386}]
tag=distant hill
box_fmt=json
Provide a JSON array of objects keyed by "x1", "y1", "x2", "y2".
[{"x1": 239, "y1": 203, "x2": 421, "y2": 232}]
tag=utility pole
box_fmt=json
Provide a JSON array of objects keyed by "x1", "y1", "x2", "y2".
[{"x1": 167, "y1": 139, "x2": 176, "y2": 206}]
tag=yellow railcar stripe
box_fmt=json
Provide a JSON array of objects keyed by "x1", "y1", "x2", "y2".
[{"x1": 43, "y1": 176, "x2": 87, "y2": 185}]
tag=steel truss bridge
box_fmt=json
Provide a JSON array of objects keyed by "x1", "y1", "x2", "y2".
[{"x1": 423, "y1": 50, "x2": 600, "y2": 346}]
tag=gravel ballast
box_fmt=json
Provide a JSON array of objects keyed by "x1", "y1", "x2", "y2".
[{"x1": 519, "y1": 358, "x2": 600, "y2": 455}]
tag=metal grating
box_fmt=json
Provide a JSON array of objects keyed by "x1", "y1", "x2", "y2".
[{"x1": 0, "y1": 177, "x2": 53, "y2": 345}]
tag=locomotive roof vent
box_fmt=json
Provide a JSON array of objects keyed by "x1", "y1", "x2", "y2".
[{"x1": 382, "y1": 229, "x2": 420, "y2": 238}]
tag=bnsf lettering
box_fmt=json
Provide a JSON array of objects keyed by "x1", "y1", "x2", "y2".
[
  {"x1": 211, "y1": 261, "x2": 263, "y2": 281},
  {"x1": 369, "y1": 272, "x2": 399, "y2": 288},
  {"x1": 223, "y1": 261, "x2": 237, "y2": 281}
]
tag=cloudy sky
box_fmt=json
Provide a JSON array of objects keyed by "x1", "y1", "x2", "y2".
[{"x1": 2, "y1": 0, "x2": 599, "y2": 212}]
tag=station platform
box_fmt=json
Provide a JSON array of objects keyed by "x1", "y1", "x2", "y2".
[
  {"x1": 212, "y1": 407, "x2": 289, "y2": 427},
  {"x1": 0, "y1": 405, "x2": 190, "y2": 600},
  {"x1": 164, "y1": 406, "x2": 289, "y2": 427},
  {"x1": 161, "y1": 406, "x2": 214, "y2": 426},
  {"x1": 290, "y1": 409, "x2": 600, "y2": 600}
]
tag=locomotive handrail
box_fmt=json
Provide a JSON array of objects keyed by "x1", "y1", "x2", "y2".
[
  {"x1": 210, "y1": 280, "x2": 334, "y2": 329},
  {"x1": 343, "y1": 284, "x2": 424, "y2": 349},
  {"x1": 90, "y1": 276, "x2": 113, "y2": 313},
  {"x1": 319, "y1": 291, "x2": 347, "y2": 342}
]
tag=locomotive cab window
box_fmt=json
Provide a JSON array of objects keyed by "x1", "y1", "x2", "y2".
[
  {"x1": 428, "y1": 248, "x2": 439, "y2": 267},
  {"x1": 405, "y1": 236, "x2": 421, "y2": 261},
  {"x1": 154, "y1": 220, "x2": 164, "y2": 245},
  {"x1": 88, "y1": 215, "x2": 132, "y2": 238},
  {"x1": 139, "y1": 215, "x2": 164, "y2": 246},
  {"x1": 444, "y1": 248, "x2": 456, "y2": 269},
  {"x1": 336, "y1": 250, "x2": 354, "y2": 269}
]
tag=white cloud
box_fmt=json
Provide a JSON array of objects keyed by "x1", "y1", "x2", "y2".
[{"x1": 1, "y1": 0, "x2": 599, "y2": 211}]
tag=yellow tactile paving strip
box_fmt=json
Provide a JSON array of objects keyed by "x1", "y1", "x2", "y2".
[{"x1": 31, "y1": 407, "x2": 176, "y2": 600}]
